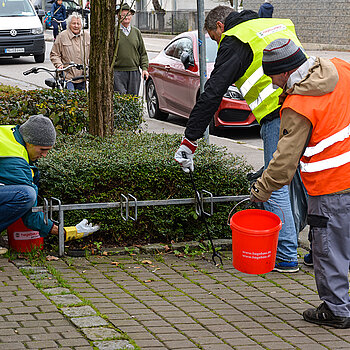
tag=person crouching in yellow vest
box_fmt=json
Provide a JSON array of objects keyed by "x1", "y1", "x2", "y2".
[
  {"x1": 0, "y1": 115, "x2": 99, "y2": 242},
  {"x1": 251, "y1": 38, "x2": 350, "y2": 328}
]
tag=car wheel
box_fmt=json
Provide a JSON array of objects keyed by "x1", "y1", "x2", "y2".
[
  {"x1": 146, "y1": 79, "x2": 168, "y2": 121},
  {"x1": 34, "y1": 53, "x2": 45, "y2": 63}
]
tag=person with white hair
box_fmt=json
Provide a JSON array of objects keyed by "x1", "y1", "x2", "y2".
[{"x1": 50, "y1": 12, "x2": 90, "y2": 90}]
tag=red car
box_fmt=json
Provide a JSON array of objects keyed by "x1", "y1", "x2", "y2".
[{"x1": 146, "y1": 31, "x2": 258, "y2": 133}]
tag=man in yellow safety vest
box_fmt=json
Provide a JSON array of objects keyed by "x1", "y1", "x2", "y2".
[{"x1": 175, "y1": 6, "x2": 303, "y2": 272}]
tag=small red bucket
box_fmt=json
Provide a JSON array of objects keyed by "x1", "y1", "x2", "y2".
[
  {"x1": 230, "y1": 209, "x2": 281, "y2": 274},
  {"x1": 7, "y1": 219, "x2": 44, "y2": 253}
]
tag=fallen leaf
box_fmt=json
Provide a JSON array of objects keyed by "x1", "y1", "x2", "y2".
[
  {"x1": 46, "y1": 255, "x2": 59, "y2": 261},
  {"x1": 164, "y1": 245, "x2": 171, "y2": 252},
  {"x1": 111, "y1": 262, "x2": 119, "y2": 266},
  {"x1": 144, "y1": 280, "x2": 152, "y2": 283},
  {"x1": 141, "y1": 259, "x2": 152, "y2": 265},
  {"x1": 152, "y1": 268, "x2": 160, "y2": 272},
  {"x1": 102, "y1": 251, "x2": 108, "y2": 256},
  {"x1": 134, "y1": 266, "x2": 141, "y2": 269}
]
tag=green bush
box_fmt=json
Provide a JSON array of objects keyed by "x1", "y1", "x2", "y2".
[
  {"x1": 0, "y1": 84, "x2": 143, "y2": 133},
  {"x1": 38, "y1": 133, "x2": 252, "y2": 246}
]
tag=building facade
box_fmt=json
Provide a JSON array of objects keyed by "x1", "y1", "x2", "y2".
[{"x1": 136, "y1": 0, "x2": 350, "y2": 49}]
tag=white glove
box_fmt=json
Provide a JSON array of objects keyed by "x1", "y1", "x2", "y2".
[
  {"x1": 174, "y1": 137, "x2": 198, "y2": 173},
  {"x1": 76, "y1": 219, "x2": 100, "y2": 237},
  {"x1": 64, "y1": 219, "x2": 100, "y2": 242}
]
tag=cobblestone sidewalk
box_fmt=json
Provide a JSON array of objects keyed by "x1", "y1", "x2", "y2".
[{"x1": 2, "y1": 245, "x2": 350, "y2": 349}]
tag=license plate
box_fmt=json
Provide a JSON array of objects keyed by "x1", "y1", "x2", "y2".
[{"x1": 5, "y1": 48, "x2": 25, "y2": 53}]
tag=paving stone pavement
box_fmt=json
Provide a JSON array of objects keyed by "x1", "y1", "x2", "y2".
[{"x1": 2, "y1": 243, "x2": 350, "y2": 350}]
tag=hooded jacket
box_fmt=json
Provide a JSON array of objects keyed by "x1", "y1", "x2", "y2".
[
  {"x1": 253, "y1": 57, "x2": 350, "y2": 201},
  {"x1": 185, "y1": 10, "x2": 266, "y2": 141},
  {"x1": 258, "y1": 2, "x2": 274, "y2": 18},
  {"x1": 51, "y1": 1, "x2": 66, "y2": 22}
]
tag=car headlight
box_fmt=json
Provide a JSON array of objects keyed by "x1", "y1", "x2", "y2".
[
  {"x1": 31, "y1": 27, "x2": 43, "y2": 35},
  {"x1": 223, "y1": 85, "x2": 243, "y2": 100}
]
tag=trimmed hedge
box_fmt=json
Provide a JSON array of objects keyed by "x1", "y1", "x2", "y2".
[
  {"x1": 0, "y1": 84, "x2": 143, "y2": 133},
  {"x1": 38, "y1": 133, "x2": 252, "y2": 246}
]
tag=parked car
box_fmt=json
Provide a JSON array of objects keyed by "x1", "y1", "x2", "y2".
[
  {"x1": 146, "y1": 31, "x2": 258, "y2": 133},
  {"x1": 0, "y1": 0, "x2": 45, "y2": 63},
  {"x1": 34, "y1": 0, "x2": 90, "y2": 29}
]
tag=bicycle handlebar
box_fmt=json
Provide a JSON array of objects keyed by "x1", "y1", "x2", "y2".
[
  {"x1": 51, "y1": 18, "x2": 66, "y2": 23},
  {"x1": 23, "y1": 63, "x2": 86, "y2": 76},
  {"x1": 23, "y1": 67, "x2": 38, "y2": 75}
]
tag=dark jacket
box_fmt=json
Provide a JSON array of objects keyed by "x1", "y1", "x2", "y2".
[
  {"x1": 258, "y1": 2, "x2": 274, "y2": 18},
  {"x1": 185, "y1": 10, "x2": 274, "y2": 141},
  {"x1": 51, "y1": 1, "x2": 66, "y2": 21}
]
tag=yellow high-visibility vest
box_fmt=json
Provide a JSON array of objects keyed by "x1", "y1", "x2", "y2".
[{"x1": 221, "y1": 18, "x2": 303, "y2": 123}]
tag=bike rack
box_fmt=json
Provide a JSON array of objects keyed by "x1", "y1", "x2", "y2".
[
  {"x1": 32, "y1": 193, "x2": 249, "y2": 257},
  {"x1": 120, "y1": 194, "x2": 138, "y2": 222}
]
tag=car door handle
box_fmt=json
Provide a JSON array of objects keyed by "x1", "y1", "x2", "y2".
[{"x1": 165, "y1": 65, "x2": 171, "y2": 71}]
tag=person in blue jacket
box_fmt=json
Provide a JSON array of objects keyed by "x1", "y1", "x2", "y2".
[
  {"x1": 51, "y1": 0, "x2": 67, "y2": 40},
  {"x1": 258, "y1": 0, "x2": 274, "y2": 18},
  {"x1": 0, "y1": 115, "x2": 99, "y2": 241}
]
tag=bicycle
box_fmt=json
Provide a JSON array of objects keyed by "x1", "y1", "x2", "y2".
[
  {"x1": 52, "y1": 18, "x2": 66, "y2": 39},
  {"x1": 23, "y1": 63, "x2": 88, "y2": 90}
]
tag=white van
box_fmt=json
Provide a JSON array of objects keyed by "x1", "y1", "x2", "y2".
[{"x1": 0, "y1": 0, "x2": 45, "y2": 62}]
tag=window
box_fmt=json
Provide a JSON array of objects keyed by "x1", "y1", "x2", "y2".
[
  {"x1": 0, "y1": 0, "x2": 35, "y2": 16},
  {"x1": 165, "y1": 37, "x2": 193, "y2": 60},
  {"x1": 205, "y1": 37, "x2": 218, "y2": 63}
]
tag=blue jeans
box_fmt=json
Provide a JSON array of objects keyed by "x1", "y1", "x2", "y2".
[
  {"x1": 260, "y1": 118, "x2": 298, "y2": 262},
  {"x1": 52, "y1": 20, "x2": 66, "y2": 39},
  {"x1": 0, "y1": 185, "x2": 36, "y2": 232},
  {"x1": 66, "y1": 81, "x2": 86, "y2": 91}
]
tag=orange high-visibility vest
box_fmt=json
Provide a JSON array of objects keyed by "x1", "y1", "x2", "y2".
[{"x1": 281, "y1": 58, "x2": 350, "y2": 196}]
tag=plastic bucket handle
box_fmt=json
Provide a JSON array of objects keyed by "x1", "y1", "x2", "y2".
[{"x1": 227, "y1": 198, "x2": 285, "y2": 226}]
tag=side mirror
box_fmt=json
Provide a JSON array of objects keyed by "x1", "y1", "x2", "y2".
[
  {"x1": 180, "y1": 51, "x2": 194, "y2": 70},
  {"x1": 37, "y1": 9, "x2": 45, "y2": 16}
]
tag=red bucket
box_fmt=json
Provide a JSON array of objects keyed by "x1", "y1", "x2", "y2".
[
  {"x1": 7, "y1": 218, "x2": 44, "y2": 253},
  {"x1": 230, "y1": 209, "x2": 281, "y2": 274}
]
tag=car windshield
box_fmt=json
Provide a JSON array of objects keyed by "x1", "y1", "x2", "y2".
[
  {"x1": 205, "y1": 37, "x2": 218, "y2": 63},
  {"x1": 0, "y1": 0, "x2": 36, "y2": 16}
]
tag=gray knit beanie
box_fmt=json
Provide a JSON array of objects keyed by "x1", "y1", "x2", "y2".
[
  {"x1": 262, "y1": 38, "x2": 307, "y2": 75},
  {"x1": 19, "y1": 115, "x2": 56, "y2": 146}
]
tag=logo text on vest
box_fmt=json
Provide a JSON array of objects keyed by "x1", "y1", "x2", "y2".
[{"x1": 257, "y1": 24, "x2": 287, "y2": 38}]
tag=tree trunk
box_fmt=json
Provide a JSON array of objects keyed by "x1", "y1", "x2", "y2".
[
  {"x1": 89, "y1": 0, "x2": 115, "y2": 137},
  {"x1": 152, "y1": 0, "x2": 165, "y2": 32}
]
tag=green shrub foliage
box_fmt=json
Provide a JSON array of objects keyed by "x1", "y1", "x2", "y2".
[
  {"x1": 0, "y1": 85, "x2": 143, "y2": 133},
  {"x1": 38, "y1": 133, "x2": 252, "y2": 246}
]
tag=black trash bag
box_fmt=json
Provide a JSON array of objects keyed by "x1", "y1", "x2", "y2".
[
  {"x1": 247, "y1": 166, "x2": 264, "y2": 210},
  {"x1": 247, "y1": 165, "x2": 308, "y2": 233},
  {"x1": 289, "y1": 165, "x2": 308, "y2": 233}
]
